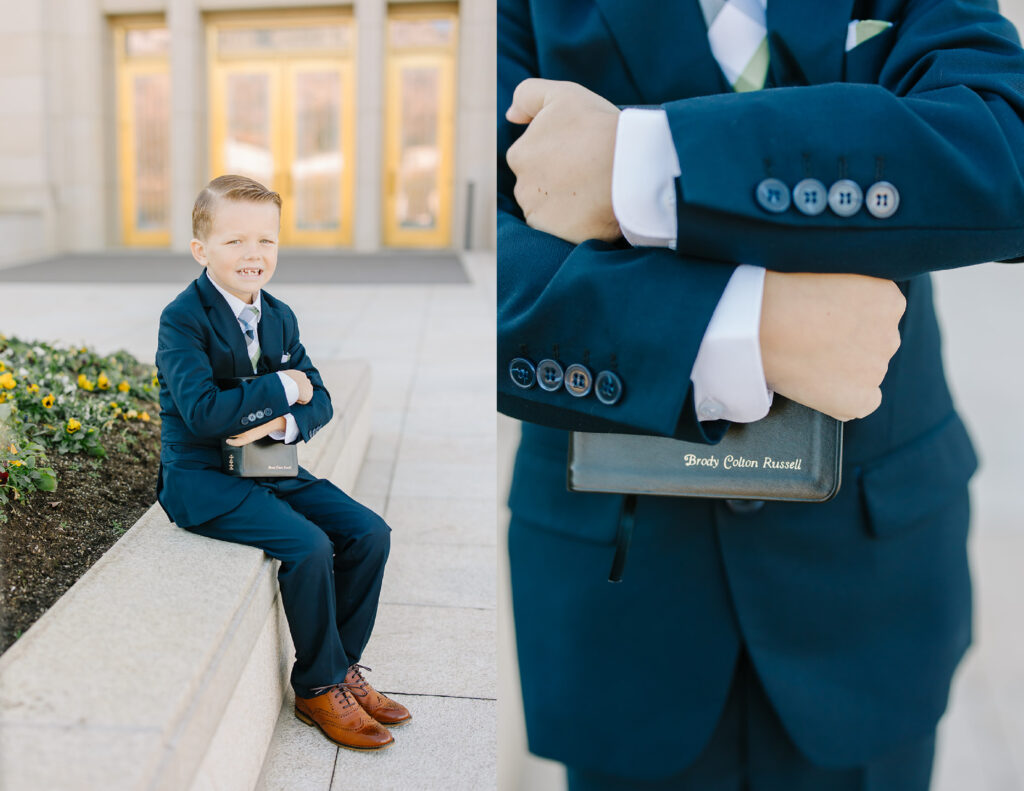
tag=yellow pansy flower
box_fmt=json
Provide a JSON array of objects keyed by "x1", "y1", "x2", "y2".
[
  {"x1": 9, "y1": 459, "x2": 22, "y2": 467},
  {"x1": 8, "y1": 443, "x2": 16, "y2": 455},
  {"x1": 151, "y1": 375, "x2": 159, "y2": 387},
  {"x1": 42, "y1": 394, "x2": 55, "y2": 408},
  {"x1": 97, "y1": 372, "x2": 110, "y2": 390},
  {"x1": 118, "y1": 381, "x2": 130, "y2": 393},
  {"x1": 26, "y1": 383, "x2": 39, "y2": 394},
  {"x1": 0, "y1": 372, "x2": 16, "y2": 389},
  {"x1": 0, "y1": 361, "x2": 5, "y2": 371},
  {"x1": 110, "y1": 402, "x2": 119, "y2": 409},
  {"x1": 66, "y1": 418, "x2": 81, "y2": 434},
  {"x1": 139, "y1": 411, "x2": 151, "y2": 422},
  {"x1": 77, "y1": 373, "x2": 94, "y2": 391}
]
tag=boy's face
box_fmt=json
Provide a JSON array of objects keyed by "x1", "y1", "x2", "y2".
[{"x1": 190, "y1": 198, "x2": 280, "y2": 303}]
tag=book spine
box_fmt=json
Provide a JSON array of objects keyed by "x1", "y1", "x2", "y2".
[{"x1": 222, "y1": 445, "x2": 242, "y2": 476}]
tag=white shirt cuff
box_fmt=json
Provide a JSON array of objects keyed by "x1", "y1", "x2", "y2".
[
  {"x1": 268, "y1": 413, "x2": 300, "y2": 444},
  {"x1": 612, "y1": 108, "x2": 680, "y2": 249},
  {"x1": 690, "y1": 264, "x2": 773, "y2": 423},
  {"x1": 277, "y1": 371, "x2": 299, "y2": 405}
]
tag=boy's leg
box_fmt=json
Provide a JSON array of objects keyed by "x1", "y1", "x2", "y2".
[
  {"x1": 181, "y1": 482, "x2": 352, "y2": 697},
  {"x1": 264, "y1": 475, "x2": 391, "y2": 665}
]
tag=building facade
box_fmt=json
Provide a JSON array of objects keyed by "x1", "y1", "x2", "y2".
[{"x1": 0, "y1": 0, "x2": 495, "y2": 266}]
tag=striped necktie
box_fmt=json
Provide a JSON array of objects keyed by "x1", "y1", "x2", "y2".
[
  {"x1": 237, "y1": 304, "x2": 262, "y2": 373},
  {"x1": 699, "y1": 0, "x2": 770, "y2": 93}
]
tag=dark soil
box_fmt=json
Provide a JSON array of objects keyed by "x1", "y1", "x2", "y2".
[{"x1": 0, "y1": 419, "x2": 160, "y2": 655}]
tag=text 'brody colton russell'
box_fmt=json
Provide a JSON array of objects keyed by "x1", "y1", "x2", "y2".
[{"x1": 682, "y1": 454, "x2": 804, "y2": 471}]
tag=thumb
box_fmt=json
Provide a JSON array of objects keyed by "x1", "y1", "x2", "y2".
[{"x1": 506, "y1": 78, "x2": 553, "y2": 125}]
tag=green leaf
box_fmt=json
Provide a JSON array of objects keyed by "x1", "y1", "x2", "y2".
[{"x1": 36, "y1": 471, "x2": 57, "y2": 491}]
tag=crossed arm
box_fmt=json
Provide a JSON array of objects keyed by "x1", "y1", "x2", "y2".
[{"x1": 497, "y1": 0, "x2": 1024, "y2": 435}]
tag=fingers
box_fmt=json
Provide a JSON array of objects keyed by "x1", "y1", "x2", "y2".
[{"x1": 506, "y1": 78, "x2": 552, "y2": 124}]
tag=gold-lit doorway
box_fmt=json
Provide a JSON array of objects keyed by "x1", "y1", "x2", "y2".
[
  {"x1": 207, "y1": 11, "x2": 355, "y2": 246},
  {"x1": 114, "y1": 17, "x2": 171, "y2": 247},
  {"x1": 383, "y1": 4, "x2": 458, "y2": 248}
]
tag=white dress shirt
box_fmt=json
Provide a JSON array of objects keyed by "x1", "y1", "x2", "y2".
[
  {"x1": 205, "y1": 269, "x2": 301, "y2": 443},
  {"x1": 611, "y1": 108, "x2": 773, "y2": 423}
]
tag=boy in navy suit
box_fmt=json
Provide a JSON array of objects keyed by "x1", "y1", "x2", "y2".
[{"x1": 155, "y1": 174, "x2": 409, "y2": 751}]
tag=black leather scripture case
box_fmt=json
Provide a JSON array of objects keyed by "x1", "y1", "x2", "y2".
[
  {"x1": 218, "y1": 376, "x2": 298, "y2": 478},
  {"x1": 568, "y1": 396, "x2": 842, "y2": 502},
  {"x1": 221, "y1": 435, "x2": 298, "y2": 478}
]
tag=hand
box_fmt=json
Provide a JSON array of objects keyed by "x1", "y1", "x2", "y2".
[
  {"x1": 282, "y1": 369, "x2": 313, "y2": 404},
  {"x1": 760, "y1": 272, "x2": 906, "y2": 421},
  {"x1": 226, "y1": 416, "x2": 288, "y2": 446},
  {"x1": 506, "y1": 78, "x2": 622, "y2": 245}
]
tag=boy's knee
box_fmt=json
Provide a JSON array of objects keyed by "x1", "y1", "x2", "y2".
[{"x1": 297, "y1": 529, "x2": 334, "y2": 562}]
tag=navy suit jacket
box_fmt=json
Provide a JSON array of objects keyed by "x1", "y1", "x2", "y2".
[
  {"x1": 499, "y1": 0, "x2": 1024, "y2": 778},
  {"x1": 155, "y1": 271, "x2": 331, "y2": 528}
]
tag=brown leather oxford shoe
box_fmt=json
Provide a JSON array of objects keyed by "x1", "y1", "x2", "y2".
[
  {"x1": 345, "y1": 664, "x2": 412, "y2": 726},
  {"x1": 294, "y1": 682, "x2": 394, "y2": 750}
]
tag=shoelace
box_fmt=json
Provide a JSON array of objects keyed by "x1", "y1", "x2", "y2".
[
  {"x1": 308, "y1": 680, "x2": 361, "y2": 708},
  {"x1": 346, "y1": 663, "x2": 373, "y2": 698}
]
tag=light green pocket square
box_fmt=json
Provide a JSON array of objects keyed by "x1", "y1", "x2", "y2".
[{"x1": 846, "y1": 19, "x2": 894, "y2": 52}]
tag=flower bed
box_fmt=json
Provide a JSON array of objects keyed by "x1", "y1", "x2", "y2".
[
  {"x1": 0, "y1": 334, "x2": 159, "y2": 516},
  {"x1": 0, "y1": 334, "x2": 162, "y2": 653}
]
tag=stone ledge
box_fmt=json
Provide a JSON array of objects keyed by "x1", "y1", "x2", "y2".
[{"x1": 0, "y1": 360, "x2": 372, "y2": 791}]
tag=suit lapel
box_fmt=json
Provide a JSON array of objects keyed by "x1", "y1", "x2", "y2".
[
  {"x1": 256, "y1": 298, "x2": 284, "y2": 375},
  {"x1": 766, "y1": 0, "x2": 853, "y2": 87},
  {"x1": 196, "y1": 271, "x2": 252, "y2": 377},
  {"x1": 592, "y1": 0, "x2": 727, "y2": 103}
]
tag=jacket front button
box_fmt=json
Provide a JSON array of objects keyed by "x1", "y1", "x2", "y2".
[
  {"x1": 241, "y1": 416, "x2": 249, "y2": 426},
  {"x1": 256, "y1": 410, "x2": 265, "y2": 419}
]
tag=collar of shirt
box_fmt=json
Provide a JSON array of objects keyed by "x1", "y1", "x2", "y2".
[{"x1": 205, "y1": 268, "x2": 263, "y2": 324}]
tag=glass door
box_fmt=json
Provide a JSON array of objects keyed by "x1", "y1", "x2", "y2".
[
  {"x1": 114, "y1": 18, "x2": 171, "y2": 246},
  {"x1": 207, "y1": 11, "x2": 354, "y2": 246},
  {"x1": 383, "y1": 5, "x2": 458, "y2": 248}
]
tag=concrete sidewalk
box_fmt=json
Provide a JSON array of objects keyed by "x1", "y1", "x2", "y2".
[{"x1": 0, "y1": 251, "x2": 497, "y2": 790}]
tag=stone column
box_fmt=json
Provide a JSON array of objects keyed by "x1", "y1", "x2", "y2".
[
  {"x1": 455, "y1": 0, "x2": 497, "y2": 251},
  {"x1": 355, "y1": 0, "x2": 385, "y2": 251},
  {"x1": 168, "y1": 0, "x2": 202, "y2": 252}
]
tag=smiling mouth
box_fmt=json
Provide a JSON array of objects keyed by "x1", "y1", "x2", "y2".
[{"x1": 236, "y1": 267, "x2": 263, "y2": 277}]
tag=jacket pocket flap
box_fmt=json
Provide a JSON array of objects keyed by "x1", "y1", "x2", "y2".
[{"x1": 860, "y1": 413, "x2": 978, "y2": 538}]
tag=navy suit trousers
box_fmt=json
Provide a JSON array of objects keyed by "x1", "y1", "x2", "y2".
[
  {"x1": 181, "y1": 475, "x2": 390, "y2": 698},
  {"x1": 567, "y1": 650, "x2": 935, "y2": 791}
]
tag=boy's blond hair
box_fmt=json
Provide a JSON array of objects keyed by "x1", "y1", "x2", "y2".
[{"x1": 192, "y1": 174, "x2": 282, "y2": 240}]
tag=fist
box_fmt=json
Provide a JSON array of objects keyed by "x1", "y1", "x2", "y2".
[
  {"x1": 283, "y1": 369, "x2": 314, "y2": 404},
  {"x1": 760, "y1": 272, "x2": 906, "y2": 421},
  {"x1": 505, "y1": 78, "x2": 622, "y2": 244}
]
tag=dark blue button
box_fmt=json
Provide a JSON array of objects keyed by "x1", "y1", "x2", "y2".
[
  {"x1": 564, "y1": 364, "x2": 593, "y2": 397},
  {"x1": 256, "y1": 410, "x2": 265, "y2": 419},
  {"x1": 241, "y1": 416, "x2": 250, "y2": 426},
  {"x1": 793, "y1": 178, "x2": 827, "y2": 216},
  {"x1": 594, "y1": 370, "x2": 623, "y2": 405},
  {"x1": 865, "y1": 181, "x2": 899, "y2": 219},
  {"x1": 828, "y1": 179, "x2": 863, "y2": 217},
  {"x1": 726, "y1": 499, "x2": 765, "y2": 514},
  {"x1": 509, "y1": 358, "x2": 536, "y2": 389},
  {"x1": 536, "y1": 359, "x2": 564, "y2": 392},
  {"x1": 265, "y1": 407, "x2": 273, "y2": 416},
  {"x1": 755, "y1": 178, "x2": 791, "y2": 213},
  {"x1": 248, "y1": 412, "x2": 257, "y2": 422}
]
